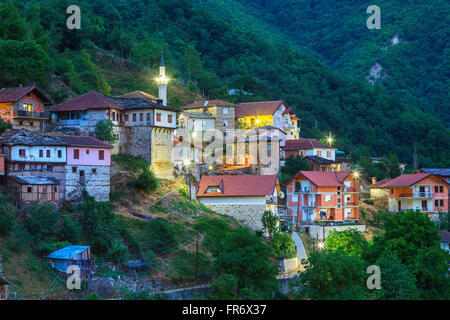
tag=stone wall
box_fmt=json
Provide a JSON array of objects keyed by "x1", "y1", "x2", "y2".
[
  {"x1": 151, "y1": 127, "x2": 174, "y2": 180},
  {"x1": 370, "y1": 188, "x2": 389, "y2": 210},
  {"x1": 0, "y1": 102, "x2": 13, "y2": 123},
  {"x1": 120, "y1": 126, "x2": 152, "y2": 163},
  {"x1": 279, "y1": 257, "x2": 299, "y2": 273},
  {"x1": 64, "y1": 165, "x2": 110, "y2": 202},
  {"x1": 201, "y1": 203, "x2": 267, "y2": 231},
  {"x1": 305, "y1": 224, "x2": 366, "y2": 240}
]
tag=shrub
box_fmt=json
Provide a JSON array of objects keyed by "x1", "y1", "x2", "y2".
[
  {"x1": 132, "y1": 169, "x2": 159, "y2": 193},
  {"x1": 61, "y1": 216, "x2": 82, "y2": 243},
  {"x1": 145, "y1": 218, "x2": 177, "y2": 254},
  {"x1": 39, "y1": 241, "x2": 73, "y2": 256},
  {"x1": 94, "y1": 119, "x2": 118, "y2": 144},
  {"x1": 106, "y1": 239, "x2": 129, "y2": 263},
  {"x1": 24, "y1": 202, "x2": 60, "y2": 241},
  {"x1": 271, "y1": 232, "x2": 296, "y2": 259},
  {"x1": 112, "y1": 154, "x2": 148, "y2": 172},
  {"x1": 0, "y1": 198, "x2": 15, "y2": 236}
]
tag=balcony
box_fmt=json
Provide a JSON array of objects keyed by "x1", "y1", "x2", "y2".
[
  {"x1": 396, "y1": 192, "x2": 432, "y2": 198},
  {"x1": 58, "y1": 119, "x2": 89, "y2": 126},
  {"x1": 14, "y1": 110, "x2": 50, "y2": 120},
  {"x1": 284, "y1": 123, "x2": 295, "y2": 130},
  {"x1": 344, "y1": 202, "x2": 359, "y2": 207},
  {"x1": 344, "y1": 187, "x2": 359, "y2": 193}
]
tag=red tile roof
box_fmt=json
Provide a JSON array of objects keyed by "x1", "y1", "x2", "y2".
[
  {"x1": 438, "y1": 230, "x2": 450, "y2": 242},
  {"x1": 184, "y1": 100, "x2": 236, "y2": 109},
  {"x1": 197, "y1": 175, "x2": 278, "y2": 197},
  {"x1": 286, "y1": 170, "x2": 352, "y2": 187},
  {"x1": 53, "y1": 91, "x2": 123, "y2": 112},
  {"x1": 52, "y1": 135, "x2": 113, "y2": 148},
  {"x1": 380, "y1": 173, "x2": 433, "y2": 187},
  {"x1": 117, "y1": 90, "x2": 158, "y2": 101},
  {"x1": 235, "y1": 100, "x2": 285, "y2": 117},
  {"x1": 284, "y1": 138, "x2": 335, "y2": 150},
  {"x1": 368, "y1": 178, "x2": 391, "y2": 189},
  {"x1": 0, "y1": 86, "x2": 50, "y2": 104}
]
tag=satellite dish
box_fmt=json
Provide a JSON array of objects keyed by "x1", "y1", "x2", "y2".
[{"x1": 278, "y1": 191, "x2": 285, "y2": 199}]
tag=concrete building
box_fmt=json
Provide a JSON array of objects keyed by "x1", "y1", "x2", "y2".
[
  {"x1": 196, "y1": 175, "x2": 280, "y2": 231},
  {"x1": 285, "y1": 171, "x2": 360, "y2": 224},
  {"x1": 380, "y1": 173, "x2": 449, "y2": 216},
  {"x1": 283, "y1": 138, "x2": 339, "y2": 171},
  {"x1": 183, "y1": 100, "x2": 236, "y2": 135},
  {"x1": 0, "y1": 86, "x2": 51, "y2": 132}
]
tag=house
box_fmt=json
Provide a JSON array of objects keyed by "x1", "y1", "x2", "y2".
[
  {"x1": 0, "y1": 276, "x2": 11, "y2": 300},
  {"x1": 183, "y1": 100, "x2": 236, "y2": 135},
  {"x1": 54, "y1": 135, "x2": 112, "y2": 202},
  {"x1": 117, "y1": 90, "x2": 159, "y2": 102},
  {"x1": 50, "y1": 91, "x2": 123, "y2": 152},
  {"x1": 47, "y1": 246, "x2": 95, "y2": 280},
  {"x1": 0, "y1": 86, "x2": 52, "y2": 132},
  {"x1": 284, "y1": 138, "x2": 339, "y2": 171},
  {"x1": 420, "y1": 169, "x2": 450, "y2": 196},
  {"x1": 235, "y1": 100, "x2": 300, "y2": 139},
  {"x1": 8, "y1": 176, "x2": 60, "y2": 208},
  {"x1": 196, "y1": 175, "x2": 280, "y2": 231},
  {"x1": 367, "y1": 177, "x2": 391, "y2": 210},
  {"x1": 380, "y1": 173, "x2": 449, "y2": 215},
  {"x1": 0, "y1": 129, "x2": 67, "y2": 201},
  {"x1": 438, "y1": 230, "x2": 450, "y2": 253},
  {"x1": 285, "y1": 171, "x2": 360, "y2": 223}
]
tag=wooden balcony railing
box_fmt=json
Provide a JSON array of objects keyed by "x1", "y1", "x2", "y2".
[{"x1": 13, "y1": 110, "x2": 50, "y2": 120}]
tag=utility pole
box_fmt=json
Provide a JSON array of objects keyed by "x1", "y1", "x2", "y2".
[{"x1": 195, "y1": 231, "x2": 199, "y2": 283}]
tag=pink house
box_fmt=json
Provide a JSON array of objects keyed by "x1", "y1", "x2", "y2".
[{"x1": 55, "y1": 135, "x2": 113, "y2": 202}]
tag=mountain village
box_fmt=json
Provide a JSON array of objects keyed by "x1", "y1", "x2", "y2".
[{"x1": 0, "y1": 54, "x2": 448, "y2": 301}]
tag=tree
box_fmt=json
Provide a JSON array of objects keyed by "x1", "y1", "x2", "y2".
[
  {"x1": 295, "y1": 250, "x2": 368, "y2": 300},
  {"x1": 24, "y1": 202, "x2": 60, "y2": 241},
  {"x1": 413, "y1": 247, "x2": 450, "y2": 299},
  {"x1": 374, "y1": 253, "x2": 419, "y2": 300},
  {"x1": 261, "y1": 210, "x2": 278, "y2": 243},
  {"x1": 94, "y1": 120, "x2": 118, "y2": 144},
  {"x1": 215, "y1": 228, "x2": 279, "y2": 298},
  {"x1": 271, "y1": 232, "x2": 296, "y2": 259},
  {"x1": 279, "y1": 154, "x2": 310, "y2": 185},
  {"x1": 325, "y1": 229, "x2": 368, "y2": 257},
  {"x1": 208, "y1": 274, "x2": 238, "y2": 300}
]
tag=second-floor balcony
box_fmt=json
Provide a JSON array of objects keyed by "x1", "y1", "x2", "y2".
[
  {"x1": 344, "y1": 187, "x2": 359, "y2": 193},
  {"x1": 284, "y1": 123, "x2": 295, "y2": 130},
  {"x1": 396, "y1": 191, "x2": 433, "y2": 198},
  {"x1": 58, "y1": 119, "x2": 89, "y2": 126},
  {"x1": 14, "y1": 110, "x2": 50, "y2": 120}
]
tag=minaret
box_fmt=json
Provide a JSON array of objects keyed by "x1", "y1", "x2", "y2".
[{"x1": 157, "y1": 51, "x2": 168, "y2": 106}]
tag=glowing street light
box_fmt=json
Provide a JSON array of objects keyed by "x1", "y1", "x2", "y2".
[
  {"x1": 326, "y1": 132, "x2": 334, "y2": 146},
  {"x1": 352, "y1": 170, "x2": 360, "y2": 180},
  {"x1": 208, "y1": 164, "x2": 214, "y2": 171},
  {"x1": 318, "y1": 242, "x2": 325, "y2": 250}
]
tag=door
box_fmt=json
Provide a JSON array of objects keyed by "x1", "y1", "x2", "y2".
[
  {"x1": 422, "y1": 200, "x2": 427, "y2": 212},
  {"x1": 79, "y1": 170, "x2": 85, "y2": 186},
  {"x1": 419, "y1": 186, "x2": 425, "y2": 197},
  {"x1": 398, "y1": 201, "x2": 402, "y2": 212}
]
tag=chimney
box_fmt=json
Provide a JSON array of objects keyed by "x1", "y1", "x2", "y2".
[{"x1": 371, "y1": 177, "x2": 377, "y2": 185}]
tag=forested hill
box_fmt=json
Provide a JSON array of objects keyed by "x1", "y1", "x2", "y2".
[
  {"x1": 200, "y1": 0, "x2": 450, "y2": 126},
  {"x1": 0, "y1": 0, "x2": 449, "y2": 167}
]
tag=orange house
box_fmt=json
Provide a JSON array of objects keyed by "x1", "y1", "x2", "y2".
[
  {"x1": 285, "y1": 171, "x2": 359, "y2": 223},
  {"x1": 0, "y1": 86, "x2": 51, "y2": 131},
  {"x1": 380, "y1": 173, "x2": 449, "y2": 214}
]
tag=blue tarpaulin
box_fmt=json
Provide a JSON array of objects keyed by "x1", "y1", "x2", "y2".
[{"x1": 47, "y1": 246, "x2": 90, "y2": 260}]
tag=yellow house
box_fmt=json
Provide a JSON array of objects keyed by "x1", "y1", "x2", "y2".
[{"x1": 235, "y1": 101, "x2": 300, "y2": 139}]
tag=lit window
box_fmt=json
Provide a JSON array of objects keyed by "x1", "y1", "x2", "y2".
[
  {"x1": 19, "y1": 149, "x2": 26, "y2": 158},
  {"x1": 223, "y1": 107, "x2": 228, "y2": 115},
  {"x1": 206, "y1": 186, "x2": 221, "y2": 193},
  {"x1": 317, "y1": 151, "x2": 322, "y2": 157},
  {"x1": 156, "y1": 113, "x2": 161, "y2": 122},
  {"x1": 168, "y1": 114, "x2": 173, "y2": 123}
]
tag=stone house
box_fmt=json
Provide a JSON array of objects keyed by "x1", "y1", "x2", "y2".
[
  {"x1": 183, "y1": 100, "x2": 236, "y2": 135},
  {"x1": 284, "y1": 138, "x2": 339, "y2": 171},
  {"x1": 0, "y1": 86, "x2": 51, "y2": 132},
  {"x1": 285, "y1": 170, "x2": 360, "y2": 223},
  {"x1": 367, "y1": 177, "x2": 391, "y2": 210},
  {"x1": 196, "y1": 174, "x2": 280, "y2": 231},
  {"x1": 54, "y1": 135, "x2": 112, "y2": 202}
]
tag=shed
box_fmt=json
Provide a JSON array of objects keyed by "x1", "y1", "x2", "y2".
[
  {"x1": 8, "y1": 175, "x2": 60, "y2": 207},
  {"x1": 47, "y1": 246, "x2": 95, "y2": 280}
]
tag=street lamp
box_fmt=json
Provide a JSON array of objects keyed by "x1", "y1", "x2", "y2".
[
  {"x1": 352, "y1": 170, "x2": 360, "y2": 180},
  {"x1": 326, "y1": 132, "x2": 334, "y2": 146},
  {"x1": 318, "y1": 241, "x2": 325, "y2": 250}
]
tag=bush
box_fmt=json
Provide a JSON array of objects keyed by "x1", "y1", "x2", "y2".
[
  {"x1": 132, "y1": 169, "x2": 159, "y2": 193},
  {"x1": 24, "y1": 202, "x2": 60, "y2": 241},
  {"x1": 94, "y1": 119, "x2": 118, "y2": 144},
  {"x1": 106, "y1": 239, "x2": 129, "y2": 263},
  {"x1": 61, "y1": 216, "x2": 82, "y2": 243},
  {"x1": 271, "y1": 232, "x2": 296, "y2": 259},
  {"x1": 145, "y1": 218, "x2": 177, "y2": 254},
  {"x1": 39, "y1": 241, "x2": 73, "y2": 256},
  {"x1": 112, "y1": 154, "x2": 148, "y2": 172},
  {"x1": 0, "y1": 198, "x2": 15, "y2": 236}
]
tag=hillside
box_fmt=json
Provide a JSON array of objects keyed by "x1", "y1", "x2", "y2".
[
  {"x1": 214, "y1": 0, "x2": 450, "y2": 126},
  {"x1": 0, "y1": 0, "x2": 449, "y2": 168}
]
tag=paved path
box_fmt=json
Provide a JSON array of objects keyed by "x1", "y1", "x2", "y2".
[{"x1": 292, "y1": 232, "x2": 308, "y2": 264}]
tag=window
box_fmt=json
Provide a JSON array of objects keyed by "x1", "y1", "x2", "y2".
[
  {"x1": 435, "y1": 200, "x2": 439, "y2": 207},
  {"x1": 46, "y1": 165, "x2": 52, "y2": 172},
  {"x1": 58, "y1": 150, "x2": 62, "y2": 158},
  {"x1": 435, "y1": 186, "x2": 439, "y2": 193},
  {"x1": 99, "y1": 150, "x2": 104, "y2": 160},
  {"x1": 295, "y1": 182, "x2": 300, "y2": 193},
  {"x1": 73, "y1": 149, "x2": 79, "y2": 159},
  {"x1": 86, "y1": 149, "x2": 89, "y2": 155},
  {"x1": 156, "y1": 113, "x2": 161, "y2": 122},
  {"x1": 72, "y1": 167, "x2": 77, "y2": 173},
  {"x1": 29, "y1": 122, "x2": 34, "y2": 127},
  {"x1": 337, "y1": 187, "x2": 341, "y2": 195},
  {"x1": 223, "y1": 107, "x2": 229, "y2": 115},
  {"x1": 168, "y1": 114, "x2": 173, "y2": 123},
  {"x1": 317, "y1": 151, "x2": 322, "y2": 157},
  {"x1": 223, "y1": 119, "x2": 228, "y2": 127},
  {"x1": 440, "y1": 200, "x2": 444, "y2": 207},
  {"x1": 46, "y1": 150, "x2": 51, "y2": 158},
  {"x1": 327, "y1": 151, "x2": 331, "y2": 158},
  {"x1": 300, "y1": 151, "x2": 305, "y2": 157},
  {"x1": 43, "y1": 186, "x2": 47, "y2": 194},
  {"x1": 39, "y1": 150, "x2": 43, "y2": 158},
  {"x1": 92, "y1": 168, "x2": 97, "y2": 174},
  {"x1": 133, "y1": 113, "x2": 136, "y2": 122},
  {"x1": 54, "y1": 187, "x2": 57, "y2": 193},
  {"x1": 267, "y1": 144, "x2": 272, "y2": 151},
  {"x1": 112, "y1": 111, "x2": 116, "y2": 121},
  {"x1": 325, "y1": 195, "x2": 331, "y2": 202},
  {"x1": 27, "y1": 187, "x2": 32, "y2": 193},
  {"x1": 147, "y1": 113, "x2": 150, "y2": 121},
  {"x1": 125, "y1": 115, "x2": 129, "y2": 121},
  {"x1": 337, "y1": 198, "x2": 341, "y2": 208},
  {"x1": 440, "y1": 186, "x2": 443, "y2": 193},
  {"x1": 206, "y1": 186, "x2": 221, "y2": 193},
  {"x1": 19, "y1": 149, "x2": 25, "y2": 158},
  {"x1": 391, "y1": 188, "x2": 394, "y2": 194},
  {"x1": 140, "y1": 113, "x2": 143, "y2": 122}
]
